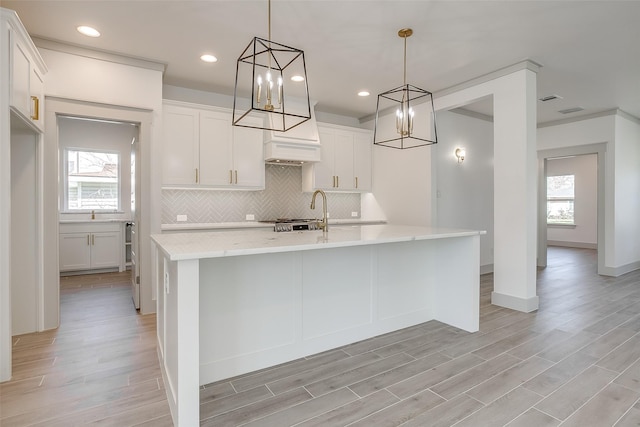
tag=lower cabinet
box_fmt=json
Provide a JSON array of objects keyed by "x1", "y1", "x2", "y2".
[{"x1": 59, "y1": 222, "x2": 123, "y2": 272}]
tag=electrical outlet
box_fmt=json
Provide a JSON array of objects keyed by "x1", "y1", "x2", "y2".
[
  {"x1": 246, "y1": 214, "x2": 255, "y2": 221},
  {"x1": 177, "y1": 214, "x2": 187, "y2": 222},
  {"x1": 351, "y1": 211, "x2": 358, "y2": 217}
]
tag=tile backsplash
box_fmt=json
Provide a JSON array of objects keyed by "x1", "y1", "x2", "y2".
[{"x1": 162, "y1": 164, "x2": 361, "y2": 224}]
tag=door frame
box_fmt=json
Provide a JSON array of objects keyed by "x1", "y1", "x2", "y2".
[
  {"x1": 42, "y1": 97, "x2": 153, "y2": 331},
  {"x1": 537, "y1": 142, "x2": 607, "y2": 274}
]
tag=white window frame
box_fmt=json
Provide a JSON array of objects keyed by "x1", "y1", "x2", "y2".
[
  {"x1": 63, "y1": 148, "x2": 122, "y2": 213},
  {"x1": 547, "y1": 174, "x2": 575, "y2": 226}
]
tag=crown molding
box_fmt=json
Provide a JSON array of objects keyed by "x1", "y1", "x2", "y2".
[{"x1": 32, "y1": 36, "x2": 166, "y2": 74}]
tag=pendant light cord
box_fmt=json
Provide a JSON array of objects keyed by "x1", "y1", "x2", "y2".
[
  {"x1": 403, "y1": 32, "x2": 407, "y2": 86},
  {"x1": 268, "y1": 0, "x2": 272, "y2": 40}
]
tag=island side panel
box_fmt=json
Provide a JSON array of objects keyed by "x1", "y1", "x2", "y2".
[
  {"x1": 199, "y1": 252, "x2": 300, "y2": 384},
  {"x1": 161, "y1": 257, "x2": 200, "y2": 427},
  {"x1": 375, "y1": 240, "x2": 435, "y2": 328},
  {"x1": 433, "y1": 234, "x2": 480, "y2": 332}
]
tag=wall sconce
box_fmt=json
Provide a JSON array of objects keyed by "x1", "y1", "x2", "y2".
[{"x1": 455, "y1": 148, "x2": 466, "y2": 163}]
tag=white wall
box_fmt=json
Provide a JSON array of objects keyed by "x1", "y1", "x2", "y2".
[
  {"x1": 434, "y1": 110, "x2": 494, "y2": 271},
  {"x1": 546, "y1": 154, "x2": 597, "y2": 247},
  {"x1": 58, "y1": 117, "x2": 137, "y2": 221},
  {"x1": 613, "y1": 114, "x2": 640, "y2": 267},
  {"x1": 538, "y1": 111, "x2": 640, "y2": 276},
  {"x1": 10, "y1": 122, "x2": 38, "y2": 336}
]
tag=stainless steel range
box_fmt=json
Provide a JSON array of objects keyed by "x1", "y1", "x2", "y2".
[{"x1": 263, "y1": 218, "x2": 322, "y2": 232}]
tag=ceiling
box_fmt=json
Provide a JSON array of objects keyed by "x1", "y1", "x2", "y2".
[{"x1": 4, "y1": 0, "x2": 640, "y2": 124}]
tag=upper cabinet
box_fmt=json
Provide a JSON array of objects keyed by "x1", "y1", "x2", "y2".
[
  {"x1": 302, "y1": 123, "x2": 372, "y2": 192},
  {"x1": 162, "y1": 101, "x2": 265, "y2": 189},
  {"x1": 1, "y1": 8, "x2": 47, "y2": 132}
]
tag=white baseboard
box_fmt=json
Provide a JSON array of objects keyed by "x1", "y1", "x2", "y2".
[
  {"x1": 548, "y1": 240, "x2": 597, "y2": 249},
  {"x1": 599, "y1": 260, "x2": 640, "y2": 277},
  {"x1": 480, "y1": 264, "x2": 494, "y2": 275},
  {"x1": 491, "y1": 292, "x2": 539, "y2": 313}
]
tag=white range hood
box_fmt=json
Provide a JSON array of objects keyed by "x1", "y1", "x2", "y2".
[{"x1": 263, "y1": 105, "x2": 321, "y2": 165}]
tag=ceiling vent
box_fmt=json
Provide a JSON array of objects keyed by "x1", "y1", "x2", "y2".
[
  {"x1": 538, "y1": 94, "x2": 563, "y2": 102},
  {"x1": 558, "y1": 107, "x2": 585, "y2": 114}
]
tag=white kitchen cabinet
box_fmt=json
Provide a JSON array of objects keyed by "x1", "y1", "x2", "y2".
[
  {"x1": 302, "y1": 123, "x2": 372, "y2": 192},
  {"x1": 3, "y1": 9, "x2": 47, "y2": 132},
  {"x1": 162, "y1": 101, "x2": 264, "y2": 189},
  {"x1": 59, "y1": 223, "x2": 122, "y2": 272}
]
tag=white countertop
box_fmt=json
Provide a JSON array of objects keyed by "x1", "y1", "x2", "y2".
[
  {"x1": 59, "y1": 219, "x2": 132, "y2": 223},
  {"x1": 160, "y1": 219, "x2": 386, "y2": 231},
  {"x1": 151, "y1": 224, "x2": 485, "y2": 261}
]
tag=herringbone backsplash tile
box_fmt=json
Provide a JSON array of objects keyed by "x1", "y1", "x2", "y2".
[{"x1": 162, "y1": 164, "x2": 361, "y2": 224}]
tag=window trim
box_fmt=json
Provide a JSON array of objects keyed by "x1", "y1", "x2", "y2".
[
  {"x1": 546, "y1": 174, "x2": 575, "y2": 226},
  {"x1": 62, "y1": 147, "x2": 122, "y2": 213}
]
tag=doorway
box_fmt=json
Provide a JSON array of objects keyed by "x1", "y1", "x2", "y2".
[
  {"x1": 39, "y1": 98, "x2": 153, "y2": 333},
  {"x1": 538, "y1": 143, "x2": 607, "y2": 275},
  {"x1": 57, "y1": 115, "x2": 140, "y2": 306}
]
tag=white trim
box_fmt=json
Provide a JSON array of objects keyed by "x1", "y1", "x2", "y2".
[
  {"x1": 538, "y1": 108, "x2": 640, "y2": 129},
  {"x1": 480, "y1": 263, "x2": 494, "y2": 275},
  {"x1": 491, "y1": 291, "x2": 539, "y2": 313},
  {"x1": 599, "y1": 261, "x2": 640, "y2": 278},
  {"x1": 548, "y1": 240, "x2": 597, "y2": 249},
  {"x1": 32, "y1": 37, "x2": 165, "y2": 74}
]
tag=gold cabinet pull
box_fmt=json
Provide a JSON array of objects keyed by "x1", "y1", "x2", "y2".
[
  {"x1": 336, "y1": 175, "x2": 339, "y2": 188},
  {"x1": 235, "y1": 170, "x2": 238, "y2": 184},
  {"x1": 30, "y1": 96, "x2": 39, "y2": 120},
  {"x1": 332, "y1": 176, "x2": 336, "y2": 188},
  {"x1": 87, "y1": 234, "x2": 90, "y2": 245},
  {"x1": 355, "y1": 176, "x2": 358, "y2": 189},
  {"x1": 92, "y1": 234, "x2": 95, "y2": 245},
  {"x1": 195, "y1": 168, "x2": 199, "y2": 183},
  {"x1": 229, "y1": 170, "x2": 233, "y2": 184}
]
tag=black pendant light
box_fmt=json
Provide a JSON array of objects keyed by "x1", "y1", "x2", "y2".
[
  {"x1": 232, "y1": 0, "x2": 312, "y2": 132},
  {"x1": 373, "y1": 28, "x2": 438, "y2": 149}
]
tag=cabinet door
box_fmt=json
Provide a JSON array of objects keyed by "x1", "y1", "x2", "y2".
[
  {"x1": 353, "y1": 132, "x2": 372, "y2": 191},
  {"x1": 11, "y1": 35, "x2": 31, "y2": 120},
  {"x1": 59, "y1": 233, "x2": 91, "y2": 271},
  {"x1": 314, "y1": 128, "x2": 336, "y2": 189},
  {"x1": 333, "y1": 131, "x2": 354, "y2": 191},
  {"x1": 29, "y1": 65, "x2": 44, "y2": 131},
  {"x1": 232, "y1": 119, "x2": 264, "y2": 188},
  {"x1": 199, "y1": 110, "x2": 233, "y2": 186},
  {"x1": 91, "y1": 232, "x2": 121, "y2": 269},
  {"x1": 163, "y1": 105, "x2": 199, "y2": 185}
]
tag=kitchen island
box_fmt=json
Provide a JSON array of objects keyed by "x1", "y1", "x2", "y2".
[{"x1": 151, "y1": 224, "x2": 484, "y2": 426}]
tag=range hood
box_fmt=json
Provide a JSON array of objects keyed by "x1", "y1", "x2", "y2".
[{"x1": 264, "y1": 106, "x2": 321, "y2": 165}]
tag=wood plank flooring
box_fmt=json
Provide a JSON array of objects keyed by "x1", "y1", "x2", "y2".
[
  {"x1": 0, "y1": 272, "x2": 172, "y2": 426},
  {"x1": 2, "y1": 247, "x2": 640, "y2": 426}
]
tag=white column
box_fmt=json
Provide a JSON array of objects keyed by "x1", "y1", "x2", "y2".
[{"x1": 491, "y1": 69, "x2": 539, "y2": 312}]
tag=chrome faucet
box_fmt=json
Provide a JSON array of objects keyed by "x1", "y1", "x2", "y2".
[{"x1": 310, "y1": 189, "x2": 328, "y2": 234}]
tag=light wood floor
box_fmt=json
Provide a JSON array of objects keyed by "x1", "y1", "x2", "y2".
[
  {"x1": 0, "y1": 271, "x2": 172, "y2": 426},
  {"x1": 3, "y1": 247, "x2": 640, "y2": 426}
]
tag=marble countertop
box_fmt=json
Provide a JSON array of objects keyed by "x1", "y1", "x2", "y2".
[
  {"x1": 160, "y1": 219, "x2": 387, "y2": 231},
  {"x1": 151, "y1": 224, "x2": 485, "y2": 261},
  {"x1": 59, "y1": 219, "x2": 132, "y2": 223}
]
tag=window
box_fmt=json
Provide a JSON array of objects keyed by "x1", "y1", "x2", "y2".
[
  {"x1": 65, "y1": 149, "x2": 120, "y2": 211},
  {"x1": 547, "y1": 174, "x2": 574, "y2": 225}
]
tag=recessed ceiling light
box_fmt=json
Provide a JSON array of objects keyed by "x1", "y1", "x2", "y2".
[
  {"x1": 200, "y1": 54, "x2": 218, "y2": 63},
  {"x1": 358, "y1": 91, "x2": 370, "y2": 97},
  {"x1": 291, "y1": 75, "x2": 305, "y2": 82},
  {"x1": 77, "y1": 26, "x2": 100, "y2": 38}
]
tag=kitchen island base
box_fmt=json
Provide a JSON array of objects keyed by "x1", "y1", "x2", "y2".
[{"x1": 153, "y1": 226, "x2": 482, "y2": 426}]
